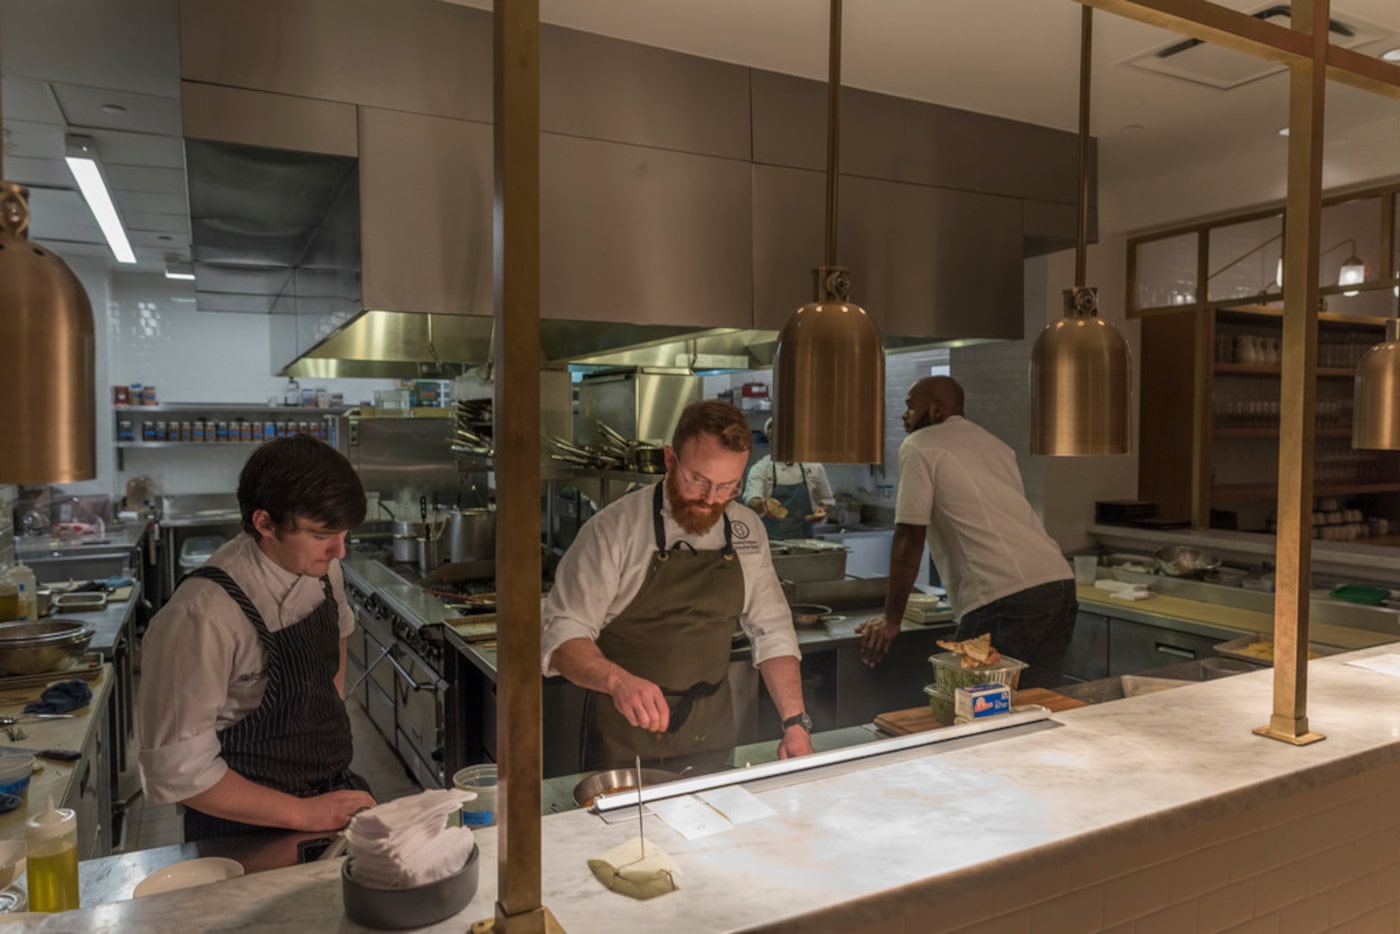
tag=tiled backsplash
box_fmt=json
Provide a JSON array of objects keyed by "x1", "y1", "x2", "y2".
[{"x1": 57, "y1": 267, "x2": 400, "y2": 500}]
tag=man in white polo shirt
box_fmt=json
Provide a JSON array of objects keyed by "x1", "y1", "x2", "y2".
[{"x1": 857, "y1": 377, "x2": 1077, "y2": 688}]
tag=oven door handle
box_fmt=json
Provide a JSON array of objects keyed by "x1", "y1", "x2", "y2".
[
  {"x1": 387, "y1": 647, "x2": 448, "y2": 693},
  {"x1": 345, "y1": 642, "x2": 393, "y2": 696}
]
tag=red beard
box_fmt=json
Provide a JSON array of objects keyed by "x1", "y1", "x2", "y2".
[{"x1": 665, "y1": 470, "x2": 727, "y2": 535}]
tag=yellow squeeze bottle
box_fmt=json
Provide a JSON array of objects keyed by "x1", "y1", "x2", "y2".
[{"x1": 25, "y1": 797, "x2": 79, "y2": 912}]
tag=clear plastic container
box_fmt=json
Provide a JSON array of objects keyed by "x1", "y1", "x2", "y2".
[
  {"x1": 452, "y1": 765, "x2": 498, "y2": 827},
  {"x1": 0, "y1": 755, "x2": 34, "y2": 799},
  {"x1": 25, "y1": 798, "x2": 79, "y2": 912},
  {"x1": 922, "y1": 684, "x2": 955, "y2": 724},
  {"x1": 928, "y1": 652, "x2": 1028, "y2": 693}
]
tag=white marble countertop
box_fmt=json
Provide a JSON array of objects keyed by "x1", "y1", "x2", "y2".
[{"x1": 14, "y1": 641, "x2": 1400, "y2": 931}]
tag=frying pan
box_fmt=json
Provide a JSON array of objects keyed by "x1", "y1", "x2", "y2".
[{"x1": 789, "y1": 604, "x2": 835, "y2": 627}]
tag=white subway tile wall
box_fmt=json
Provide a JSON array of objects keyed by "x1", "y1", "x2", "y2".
[
  {"x1": 0, "y1": 485, "x2": 15, "y2": 569},
  {"x1": 65, "y1": 268, "x2": 402, "y2": 499}
]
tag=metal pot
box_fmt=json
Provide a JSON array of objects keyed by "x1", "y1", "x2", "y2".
[
  {"x1": 1154, "y1": 546, "x2": 1221, "y2": 579},
  {"x1": 418, "y1": 536, "x2": 441, "y2": 575},
  {"x1": 572, "y1": 768, "x2": 680, "y2": 809},
  {"x1": 627, "y1": 445, "x2": 666, "y2": 475},
  {"x1": 447, "y1": 507, "x2": 496, "y2": 564},
  {"x1": 392, "y1": 521, "x2": 424, "y2": 563}
]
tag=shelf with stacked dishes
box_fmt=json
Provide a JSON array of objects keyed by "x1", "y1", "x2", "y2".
[
  {"x1": 1141, "y1": 301, "x2": 1394, "y2": 526},
  {"x1": 112, "y1": 403, "x2": 349, "y2": 468}
]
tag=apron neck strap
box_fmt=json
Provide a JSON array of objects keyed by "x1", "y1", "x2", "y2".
[{"x1": 653, "y1": 480, "x2": 735, "y2": 559}]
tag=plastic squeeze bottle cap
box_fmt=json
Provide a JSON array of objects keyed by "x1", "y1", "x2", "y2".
[{"x1": 26, "y1": 797, "x2": 77, "y2": 840}]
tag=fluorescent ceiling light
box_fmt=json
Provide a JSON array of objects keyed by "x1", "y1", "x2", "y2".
[
  {"x1": 164, "y1": 261, "x2": 195, "y2": 281},
  {"x1": 64, "y1": 134, "x2": 136, "y2": 265}
]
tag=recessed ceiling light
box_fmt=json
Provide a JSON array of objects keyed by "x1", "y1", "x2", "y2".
[
  {"x1": 1382, "y1": 48, "x2": 1400, "y2": 63},
  {"x1": 101, "y1": 104, "x2": 128, "y2": 116},
  {"x1": 1121, "y1": 124, "x2": 1145, "y2": 136},
  {"x1": 1278, "y1": 127, "x2": 1290, "y2": 136}
]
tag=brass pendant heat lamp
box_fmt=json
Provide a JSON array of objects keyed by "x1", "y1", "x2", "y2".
[
  {"x1": 771, "y1": 0, "x2": 884, "y2": 464},
  {"x1": 1352, "y1": 316, "x2": 1400, "y2": 450},
  {"x1": 0, "y1": 181, "x2": 97, "y2": 482},
  {"x1": 1029, "y1": 6, "x2": 1131, "y2": 456}
]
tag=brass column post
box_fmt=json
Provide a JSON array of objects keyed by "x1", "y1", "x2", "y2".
[
  {"x1": 1254, "y1": 0, "x2": 1327, "y2": 746},
  {"x1": 472, "y1": 2, "x2": 564, "y2": 932}
]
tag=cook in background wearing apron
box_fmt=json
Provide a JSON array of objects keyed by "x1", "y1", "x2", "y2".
[
  {"x1": 137, "y1": 436, "x2": 377, "y2": 841},
  {"x1": 543, "y1": 401, "x2": 815, "y2": 773},
  {"x1": 743, "y1": 418, "x2": 837, "y2": 541}
]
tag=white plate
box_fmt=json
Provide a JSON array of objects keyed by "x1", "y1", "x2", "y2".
[{"x1": 133, "y1": 857, "x2": 244, "y2": 898}]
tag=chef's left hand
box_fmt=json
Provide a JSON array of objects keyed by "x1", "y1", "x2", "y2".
[{"x1": 777, "y1": 725, "x2": 814, "y2": 759}]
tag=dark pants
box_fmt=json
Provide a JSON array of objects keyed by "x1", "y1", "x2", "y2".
[{"x1": 953, "y1": 579, "x2": 1078, "y2": 690}]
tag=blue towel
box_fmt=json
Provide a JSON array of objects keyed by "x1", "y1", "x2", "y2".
[
  {"x1": 24, "y1": 680, "x2": 92, "y2": 714},
  {"x1": 0, "y1": 793, "x2": 20, "y2": 815}
]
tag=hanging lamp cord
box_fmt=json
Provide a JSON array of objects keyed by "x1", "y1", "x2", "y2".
[
  {"x1": 1074, "y1": 4, "x2": 1092, "y2": 289},
  {"x1": 824, "y1": 0, "x2": 842, "y2": 268}
]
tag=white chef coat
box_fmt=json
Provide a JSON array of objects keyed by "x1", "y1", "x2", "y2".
[
  {"x1": 742, "y1": 456, "x2": 836, "y2": 507},
  {"x1": 137, "y1": 533, "x2": 355, "y2": 805},
  {"x1": 541, "y1": 483, "x2": 800, "y2": 676},
  {"x1": 895, "y1": 416, "x2": 1072, "y2": 616}
]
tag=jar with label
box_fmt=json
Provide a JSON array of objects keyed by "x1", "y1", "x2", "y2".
[
  {"x1": 0, "y1": 580, "x2": 19, "y2": 622},
  {"x1": 117, "y1": 419, "x2": 134, "y2": 442},
  {"x1": 154, "y1": 421, "x2": 168, "y2": 442},
  {"x1": 141, "y1": 422, "x2": 155, "y2": 442},
  {"x1": 215, "y1": 421, "x2": 230, "y2": 442},
  {"x1": 193, "y1": 420, "x2": 206, "y2": 442}
]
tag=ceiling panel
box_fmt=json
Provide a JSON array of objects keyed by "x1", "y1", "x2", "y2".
[
  {"x1": 104, "y1": 164, "x2": 187, "y2": 195},
  {"x1": 122, "y1": 210, "x2": 190, "y2": 236},
  {"x1": 0, "y1": 155, "x2": 73, "y2": 188},
  {"x1": 25, "y1": 187, "x2": 102, "y2": 243},
  {"x1": 0, "y1": 76, "x2": 62, "y2": 123},
  {"x1": 80, "y1": 128, "x2": 184, "y2": 169},
  {"x1": 51, "y1": 82, "x2": 183, "y2": 136},
  {"x1": 114, "y1": 190, "x2": 187, "y2": 217}
]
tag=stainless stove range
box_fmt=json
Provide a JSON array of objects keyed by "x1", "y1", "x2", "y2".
[{"x1": 343, "y1": 558, "x2": 497, "y2": 790}]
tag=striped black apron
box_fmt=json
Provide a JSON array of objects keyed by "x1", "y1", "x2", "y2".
[{"x1": 181, "y1": 566, "x2": 367, "y2": 841}]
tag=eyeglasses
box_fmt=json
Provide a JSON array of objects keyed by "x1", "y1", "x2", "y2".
[{"x1": 676, "y1": 466, "x2": 742, "y2": 501}]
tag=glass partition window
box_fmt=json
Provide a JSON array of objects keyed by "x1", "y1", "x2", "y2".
[
  {"x1": 1207, "y1": 215, "x2": 1283, "y2": 304},
  {"x1": 1133, "y1": 232, "x2": 1198, "y2": 312}
]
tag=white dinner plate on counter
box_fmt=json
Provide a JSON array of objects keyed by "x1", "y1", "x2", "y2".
[{"x1": 133, "y1": 857, "x2": 245, "y2": 898}]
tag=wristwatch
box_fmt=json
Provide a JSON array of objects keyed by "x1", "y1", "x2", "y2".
[{"x1": 781, "y1": 712, "x2": 813, "y2": 733}]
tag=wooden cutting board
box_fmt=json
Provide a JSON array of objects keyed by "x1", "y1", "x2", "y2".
[{"x1": 873, "y1": 688, "x2": 1088, "y2": 736}]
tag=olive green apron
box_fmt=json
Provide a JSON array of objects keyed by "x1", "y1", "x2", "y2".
[{"x1": 582, "y1": 483, "x2": 745, "y2": 772}]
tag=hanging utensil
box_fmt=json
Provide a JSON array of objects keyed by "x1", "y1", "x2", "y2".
[{"x1": 419, "y1": 496, "x2": 428, "y2": 524}]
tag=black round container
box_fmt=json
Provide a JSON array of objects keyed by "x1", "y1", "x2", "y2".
[{"x1": 341, "y1": 844, "x2": 479, "y2": 930}]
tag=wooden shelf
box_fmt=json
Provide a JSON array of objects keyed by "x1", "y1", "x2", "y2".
[
  {"x1": 1211, "y1": 481, "x2": 1400, "y2": 504},
  {"x1": 1213, "y1": 363, "x2": 1357, "y2": 378},
  {"x1": 1213, "y1": 428, "x2": 1354, "y2": 438},
  {"x1": 1214, "y1": 305, "x2": 1390, "y2": 328}
]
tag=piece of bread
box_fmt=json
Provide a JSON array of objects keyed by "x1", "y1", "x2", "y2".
[{"x1": 764, "y1": 497, "x2": 789, "y2": 520}]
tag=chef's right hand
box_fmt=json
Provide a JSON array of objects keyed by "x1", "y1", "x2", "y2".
[
  {"x1": 856, "y1": 615, "x2": 900, "y2": 667},
  {"x1": 609, "y1": 672, "x2": 670, "y2": 733},
  {"x1": 300, "y1": 789, "x2": 378, "y2": 832},
  {"x1": 747, "y1": 497, "x2": 767, "y2": 515}
]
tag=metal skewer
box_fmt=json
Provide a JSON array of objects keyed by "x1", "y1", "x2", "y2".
[{"x1": 635, "y1": 754, "x2": 645, "y2": 858}]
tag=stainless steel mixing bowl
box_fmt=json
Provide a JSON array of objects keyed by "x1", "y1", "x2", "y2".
[{"x1": 0, "y1": 620, "x2": 95, "y2": 675}]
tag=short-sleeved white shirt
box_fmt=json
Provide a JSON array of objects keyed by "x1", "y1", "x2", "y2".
[
  {"x1": 742, "y1": 457, "x2": 836, "y2": 507},
  {"x1": 541, "y1": 483, "x2": 800, "y2": 676},
  {"x1": 895, "y1": 417, "x2": 1071, "y2": 616},
  {"x1": 137, "y1": 533, "x2": 355, "y2": 805}
]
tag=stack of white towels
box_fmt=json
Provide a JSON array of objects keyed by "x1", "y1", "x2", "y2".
[{"x1": 345, "y1": 789, "x2": 477, "y2": 889}]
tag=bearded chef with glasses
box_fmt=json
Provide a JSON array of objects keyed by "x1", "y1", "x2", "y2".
[{"x1": 543, "y1": 400, "x2": 814, "y2": 772}]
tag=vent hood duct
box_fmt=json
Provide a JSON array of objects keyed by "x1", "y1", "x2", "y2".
[{"x1": 1126, "y1": 5, "x2": 1387, "y2": 90}]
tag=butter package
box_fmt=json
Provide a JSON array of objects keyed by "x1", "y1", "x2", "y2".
[{"x1": 954, "y1": 683, "x2": 1011, "y2": 722}]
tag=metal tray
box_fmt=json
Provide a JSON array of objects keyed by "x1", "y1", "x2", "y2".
[
  {"x1": 52, "y1": 592, "x2": 108, "y2": 612},
  {"x1": 1213, "y1": 634, "x2": 1343, "y2": 667}
]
